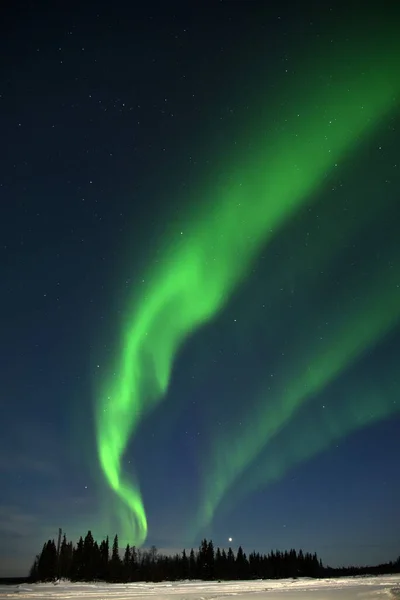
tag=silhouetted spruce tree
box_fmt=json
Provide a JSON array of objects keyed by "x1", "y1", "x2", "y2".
[
  {"x1": 248, "y1": 551, "x2": 259, "y2": 579},
  {"x1": 215, "y1": 547, "x2": 222, "y2": 579},
  {"x1": 45, "y1": 540, "x2": 58, "y2": 580},
  {"x1": 227, "y1": 547, "x2": 235, "y2": 579},
  {"x1": 149, "y1": 544, "x2": 158, "y2": 580},
  {"x1": 70, "y1": 537, "x2": 84, "y2": 580},
  {"x1": 81, "y1": 530, "x2": 95, "y2": 580},
  {"x1": 276, "y1": 553, "x2": 282, "y2": 577},
  {"x1": 281, "y1": 550, "x2": 289, "y2": 578},
  {"x1": 59, "y1": 535, "x2": 73, "y2": 579},
  {"x1": 297, "y1": 549, "x2": 305, "y2": 576},
  {"x1": 198, "y1": 539, "x2": 214, "y2": 579},
  {"x1": 144, "y1": 546, "x2": 158, "y2": 580},
  {"x1": 180, "y1": 549, "x2": 189, "y2": 579},
  {"x1": 29, "y1": 555, "x2": 39, "y2": 581},
  {"x1": 93, "y1": 540, "x2": 101, "y2": 579},
  {"x1": 37, "y1": 540, "x2": 58, "y2": 581},
  {"x1": 155, "y1": 553, "x2": 167, "y2": 581},
  {"x1": 310, "y1": 552, "x2": 321, "y2": 577},
  {"x1": 99, "y1": 536, "x2": 109, "y2": 580},
  {"x1": 298, "y1": 551, "x2": 321, "y2": 577},
  {"x1": 109, "y1": 534, "x2": 122, "y2": 581},
  {"x1": 198, "y1": 539, "x2": 207, "y2": 578},
  {"x1": 236, "y1": 546, "x2": 248, "y2": 579},
  {"x1": 197, "y1": 539, "x2": 209, "y2": 579},
  {"x1": 140, "y1": 548, "x2": 151, "y2": 580},
  {"x1": 189, "y1": 548, "x2": 197, "y2": 579},
  {"x1": 58, "y1": 534, "x2": 67, "y2": 578},
  {"x1": 37, "y1": 544, "x2": 47, "y2": 580},
  {"x1": 208, "y1": 540, "x2": 215, "y2": 579},
  {"x1": 286, "y1": 549, "x2": 297, "y2": 578},
  {"x1": 130, "y1": 545, "x2": 138, "y2": 581},
  {"x1": 219, "y1": 549, "x2": 227, "y2": 579},
  {"x1": 123, "y1": 544, "x2": 131, "y2": 581},
  {"x1": 174, "y1": 553, "x2": 183, "y2": 580}
]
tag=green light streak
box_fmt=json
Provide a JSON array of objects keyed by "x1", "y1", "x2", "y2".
[
  {"x1": 227, "y1": 361, "x2": 400, "y2": 516},
  {"x1": 95, "y1": 36, "x2": 399, "y2": 545},
  {"x1": 194, "y1": 254, "x2": 400, "y2": 535}
]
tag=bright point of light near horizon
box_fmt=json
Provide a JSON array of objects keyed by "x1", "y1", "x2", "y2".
[{"x1": 228, "y1": 537, "x2": 233, "y2": 542}]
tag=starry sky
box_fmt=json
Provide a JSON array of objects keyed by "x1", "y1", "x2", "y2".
[{"x1": 1, "y1": 0, "x2": 400, "y2": 578}]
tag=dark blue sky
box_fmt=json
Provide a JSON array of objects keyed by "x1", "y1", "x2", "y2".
[{"x1": 1, "y1": 0, "x2": 399, "y2": 577}]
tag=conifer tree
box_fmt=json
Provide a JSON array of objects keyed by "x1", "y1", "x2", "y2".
[
  {"x1": 99, "y1": 536, "x2": 109, "y2": 580},
  {"x1": 215, "y1": 547, "x2": 222, "y2": 580},
  {"x1": 70, "y1": 537, "x2": 84, "y2": 580},
  {"x1": 37, "y1": 540, "x2": 58, "y2": 581},
  {"x1": 220, "y1": 549, "x2": 228, "y2": 579},
  {"x1": 123, "y1": 544, "x2": 131, "y2": 581},
  {"x1": 181, "y1": 549, "x2": 189, "y2": 579},
  {"x1": 130, "y1": 545, "x2": 138, "y2": 581},
  {"x1": 82, "y1": 530, "x2": 95, "y2": 580},
  {"x1": 109, "y1": 534, "x2": 122, "y2": 581},
  {"x1": 227, "y1": 547, "x2": 235, "y2": 579},
  {"x1": 59, "y1": 534, "x2": 73, "y2": 579},
  {"x1": 189, "y1": 548, "x2": 197, "y2": 579},
  {"x1": 236, "y1": 546, "x2": 248, "y2": 579},
  {"x1": 206, "y1": 540, "x2": 215, "y2": 579},
  {"x1": 29, "y1": 555, "x2": 39, "y2": 581}
]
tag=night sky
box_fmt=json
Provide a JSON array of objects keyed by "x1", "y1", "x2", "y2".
[{"x1": 1, "y1": 0, "x2": 400, "y2": 578}]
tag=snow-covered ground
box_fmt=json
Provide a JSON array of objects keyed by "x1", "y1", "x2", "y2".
[{"x1": 1, "y1": 577, "x2": 399, "y2": 599}]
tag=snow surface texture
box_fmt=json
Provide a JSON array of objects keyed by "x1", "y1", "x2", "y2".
[{"x1": 0, "y1": 577, "x2": 399, "y2": 599}]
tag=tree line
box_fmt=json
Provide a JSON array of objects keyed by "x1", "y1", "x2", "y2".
[
  {"x1": 29, "y1": 531, "x2": 400, "y2": 583},
  {"x1": 30, "y1": 533, "x2": 323, "y2": 582}
]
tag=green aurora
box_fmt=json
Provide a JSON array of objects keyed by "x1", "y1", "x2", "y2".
[
  {"x1": 95, "y1": 31, "x2": 400, "y2": 546},
  {"x1": 193, "y1": 244, "x2": 400, "y2": 536}
]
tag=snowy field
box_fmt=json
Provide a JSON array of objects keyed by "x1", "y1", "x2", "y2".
[{"x1": 1, "y1": 577, "x2": 400, "y2": 600}]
